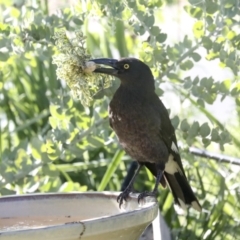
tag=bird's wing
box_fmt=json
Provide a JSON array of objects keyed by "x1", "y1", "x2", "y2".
[
  {"x1": 151, "y1": 94, "x2": 186, "y2": 175},
  {"x1": 150, "y1": 94, "x2": 201, "y2": 212}
]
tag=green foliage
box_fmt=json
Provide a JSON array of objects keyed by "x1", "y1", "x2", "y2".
[{"x1": 0, "y1": 0, "x2": 239, "y2": 239}]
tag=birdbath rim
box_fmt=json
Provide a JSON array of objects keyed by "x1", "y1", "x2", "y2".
[{"x1": 0, "y1": 191, "x2": 159, "y2": 240}]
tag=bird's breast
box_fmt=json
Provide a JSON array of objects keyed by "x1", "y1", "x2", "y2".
[{"x1": 109, "y1": 88, "x2": 168, "y2": 162}]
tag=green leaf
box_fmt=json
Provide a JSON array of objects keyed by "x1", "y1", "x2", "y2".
[
  {"x1": 171, "y1": 116, "x2": 180, "y2": 129},
  {"x1": 167, "y1": 46, "x2": 180, "y2": 61},
  {"x1": 183, "y1": 77, "x2": 192, "y2": 89},
  {"x1": 191, "y1": 85, "x2": 200, "y2": 97},
  {"x1": 144, "y1": 14, "x2": 155, "y2": 27},
  {"x1": 180, "y1": 119, "x2": 190, "y2": 132},
  {"x1": 207, "y1": 24, "x2": 217, "y2": 32},
  {"x1": 167, "y1": 73, "x2": 179, "y2": 81},
  {"x1": 180, "y1": 60, "x2": 194, "y2": 70},
  {"x1": 31, "y1": 137, "x2": 43, "y2": 160},
  {"x1": 225, "y1": 59, "x2": 238, "y2": 74},
  {"x1": 200, "y1": 77, "x2": 208, "y2": 88},
  {"x1": 227, "y1": 31, "x2": 237, "y2": 40},
  {"x1": 220, "y1": 130, "x2": 231, "y2": 144},
  {"x1": 213, "y1": 42, "x2": 221, "y2": 52},
  {"x1": 200, "y1": 123, "x2": 211, "y2": 137},
  {"x1": 202, "y1": 138, "x2": 211, "y2": 147},
  {"x1": 205, "y1": 77, "x2": 214, "y2": 89},
  {"x1": 197, "y1": 98, "x2": 205, "y2": 107},
  {"x1": 202, "y1": 36, "x2": 212, "y2": 50},
  {"x1": 72, "y1": 18, "x2": 83, "y2": 25},
  {"x1": 202, "y1": 92, "x2": 215, "y2": 104},
  {"x1": 206, "y1": 0, "x2": 219, "y2": 14},
  {"x1": 0, "y1": 52, "x2": 9, "y2": 61},
  {"x1": 155, "y1": 87, "x2": 164, "y2": 96},
  {"x1": 219, "y1": 49, "x2": 228, "y2": 61},
  {"x1": 193, "y1": 21, "x2": 204, "y2": 38},
  {"x1": 150, "y1": 26, "x2": 160, "y2": 36},
  {"x1": 231, "y1": 85, "x2": 240, "y2": 96},
  {"x1": 224, "y1": 0, "x2": 235, "y2": 8},
  {"x1": 206, "y1": 51, "x2": 219, "y2": 60},
  {"x1": 224, "y1": 18, "x2": 233, "y2": 26},
  {"x1": 193, "y1": 76, "x2": 199, "y2": 85},
  {"x1": 184, "y1": 5, "x2": 203, "y2": 19},
  {"x1": 0, "y1": 188, "x2": 16, "y2": 195},
  {"x1": 183, "y1": 36, "x2": 192, "y2": 48},
  {"x1": 206, "y1": 16, "x2": 214, "y2": 25},
  {"x1": 49, "y1": 116, "x2": 58, "y2": 129},
  {"x1": 211, "y1": 128, "x2": 220, "y2": 142},
  {"x1": 219, "y1": 79, "x2": 231, "y2": 93},
  {"x1": 190, "y1": 52, "x2": 201, "y2": 62},
  {"x1": 128, "y1": 0, "x2": 136, "y2": 8},
  {"x1": 156, "y1": 33, "x2": 167, "y2": 43},
  {"x1": 188, "y1": 121, "x2": 200, "y2": 138}
]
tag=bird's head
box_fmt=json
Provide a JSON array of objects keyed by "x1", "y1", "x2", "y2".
[{"x1": 90, "y1": 58, "x2": 155, "y2": 91}]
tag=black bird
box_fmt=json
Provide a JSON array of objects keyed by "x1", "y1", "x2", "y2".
[{"x1": 91, "y1": 57, "x2": 201, "y2": 212}]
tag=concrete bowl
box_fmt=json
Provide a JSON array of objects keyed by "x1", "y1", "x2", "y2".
[{"x1": 0, "y1": 192, "x2": 158, "y2": 240}]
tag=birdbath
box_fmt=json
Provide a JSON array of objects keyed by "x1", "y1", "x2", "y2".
[{"x1": 0, "y1": 192, "x2": 158, "y2": 240}]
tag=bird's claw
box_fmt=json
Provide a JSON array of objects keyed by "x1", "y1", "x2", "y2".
[
  {"x1": 137, "y1": 191, "x2": 157, "y2": 203},
  {"x1": 117, "y1": 189, "x2": 131, "y2": 208}
]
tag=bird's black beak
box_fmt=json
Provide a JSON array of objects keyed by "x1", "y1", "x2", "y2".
[{"x1": 90, "y1": 58, "x2": 119, "y2": 76}]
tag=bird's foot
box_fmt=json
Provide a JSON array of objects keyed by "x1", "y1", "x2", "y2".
[
  {"x1": 117, "y1": 188, "x2": 132, "y2": 208},
  {"x1": 137, "y1": 191, "x2": 157, "y2": 204}
]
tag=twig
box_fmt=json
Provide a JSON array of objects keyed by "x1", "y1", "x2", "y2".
[
  {"x1": 11, "y1": 109, "x2": 50, "y2": 133},
  {"x1": 189, "y1": 147, "x2": 240, "y2": 166}
]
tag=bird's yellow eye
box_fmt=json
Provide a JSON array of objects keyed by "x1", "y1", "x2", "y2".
[{"x1": 124, "y1": 64, "x2": 130, "y2": 69}]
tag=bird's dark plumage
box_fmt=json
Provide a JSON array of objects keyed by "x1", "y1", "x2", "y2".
[{"x1": 92, "y1": 57, "x2": 201, "y2": 212}]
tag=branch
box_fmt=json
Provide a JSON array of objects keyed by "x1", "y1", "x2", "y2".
[
  {"x1": 189, "y1": 147, "x2": 240, "y2": 166},
  {"x1": 11, "y1": 109, "x2": 50, "y2": 133}
]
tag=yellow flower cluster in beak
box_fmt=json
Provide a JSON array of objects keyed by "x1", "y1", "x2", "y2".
[{"x1": 52, "y1": 29, "x2": 112, "y2": 106}]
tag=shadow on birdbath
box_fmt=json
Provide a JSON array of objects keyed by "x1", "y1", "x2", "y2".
[{"x1": 0, "y1": 192, "x2": 158, "y2": 240}]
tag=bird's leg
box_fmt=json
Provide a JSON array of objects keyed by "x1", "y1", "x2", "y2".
[
  {"x1": 117, "y1": 163, "x2": 143, "y2": 208},
  {"x1": 137, "y1": 166, "x2": 163, "y2": 203}
]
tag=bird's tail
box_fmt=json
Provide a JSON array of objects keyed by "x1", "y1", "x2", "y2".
[
  {"x1": 164, "y1": 171, "x2": 202, "y2": 212},
  {"x1": 144, "y1": 160, "x2": 201, "y2": 212}
]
